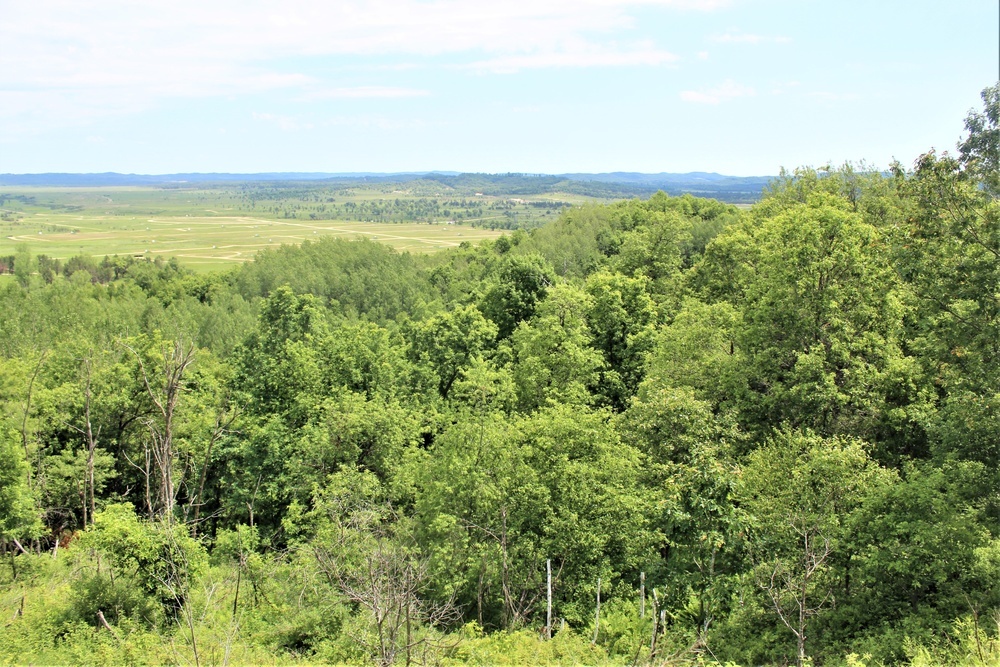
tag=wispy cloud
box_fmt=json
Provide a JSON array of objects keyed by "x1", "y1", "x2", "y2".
[
  {"x1": 809, "y1": 91, "x2": 860, "y2": 102},
  {"x1": 711, "y1": 30, "x2": 790, "y2": 44},
  {"x1": 298, "y1": 87, "x2": 430, "y2": 100},
  {"x1": 467, "y1": 42, "x2": 679, "y2": 73},
  {"x1": 3, "y1": 1, "x2": 724, "y2": 89},
  {"x1": 324, "y1": 115, "x2": 431, "y2": 130},
  {"x1": 680, "y1": 79, "x2": 755, "y2": 104},
  {"x1": 0, "y1": 0, "x2": 727, "y2": 134},
  {"x1": 251, "y1": 112, "x2": 314, "y2": 131}
]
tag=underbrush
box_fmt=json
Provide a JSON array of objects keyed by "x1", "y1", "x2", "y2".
[{"x1": 5, "y1": 547, "x2": 1000, "y2": 666}]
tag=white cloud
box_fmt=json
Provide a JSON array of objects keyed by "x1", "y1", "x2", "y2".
[
  {"x1": 3, "y1": 1, "x2": 723, "y2": 84},
  {"x1": 324, "y1": 115, "x2": 430, "y2": 131},
  {"x1": 251, "y1": 112, "x2": 314, "y2": 131},
  {"x1": 711, "y1": 31, "x2": 790, "y2": 44},
  {"x1": 467, "y1": 42, "x2": 679, "y2": 73},
  {"x1": 680, "y1": 79, "x2": 755, "y2": 104},
  {"x1": 299, "y1": 87, "x2": 431, "y2": 100},
  {"x1": 0, "y1": 0, "x2": 727, "y2": 132}
]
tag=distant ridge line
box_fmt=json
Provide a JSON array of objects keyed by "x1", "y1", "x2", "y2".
[{"x1": 0, "y1": 171, "x2": 772, "y2": 187}]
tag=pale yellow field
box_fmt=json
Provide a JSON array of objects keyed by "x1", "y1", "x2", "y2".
[{"x1": 1, "y1": 213, "x2": 502, "y2": 271}]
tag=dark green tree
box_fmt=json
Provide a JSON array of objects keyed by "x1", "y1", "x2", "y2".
[
  {"x1": 480, "y1": 253, "x2": 553, "y2": 340},
  {"x1": 585, "y1": 270, "x2": 657, "y2": 410}
]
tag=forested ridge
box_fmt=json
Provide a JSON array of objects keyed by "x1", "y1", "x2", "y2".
[{"x1": 2, "y1": 86, "x2": 1000, "y2": 666}]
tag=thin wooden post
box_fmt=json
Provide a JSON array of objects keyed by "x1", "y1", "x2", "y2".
[
  {"x1": 592, "y1": 576, "x2": 602, "y2": 645},
  {"x1": 546, "y1": 559, "x2": 552, "y2": 639},
  {"x1": 640, "y1": 571, "x2": 645, "y2": 619}
]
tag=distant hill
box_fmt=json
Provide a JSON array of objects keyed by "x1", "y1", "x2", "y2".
[
  {"x1": 0, "y1": 170, "x2": 773, "y2": 203},
  {"x1": 562, "y1": 171, "x2": 748, "y2": 183},
  {"x1": 0, "y1": 172, "x2": 459, "y2": 186},
  {"x1": 559, "y1": 171, "x2": 772, "y2": 198}
]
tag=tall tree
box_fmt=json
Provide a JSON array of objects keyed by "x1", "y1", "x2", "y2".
[
  {"x1": 480, "y1": 253, "x2": 553, "y2": 340},
  {"x1": 585, "y1": 270, "x2": 657, "y2": 411},
  {"x1": 959, "y1": 82, "x2": 1000, "y2": 195},
  {"x1": 510, "y1": 284, "x2": 602, "y2": 412},
  {"x1": 701, "y1": 191, "x2": 909, "y2": 442},
  {"x1": 407, "y1": 305, "x2": 497, "y2": 400}
]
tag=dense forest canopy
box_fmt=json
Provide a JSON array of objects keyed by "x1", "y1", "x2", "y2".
[{"x1": 2, "y1": 84, "x2": 1000, "y2": 666}]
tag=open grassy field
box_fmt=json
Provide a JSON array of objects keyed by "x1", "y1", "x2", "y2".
[
  {"x1": 1, "y1": 211, "x2": 502, "y2": 271},
  {"x1": 0, "y1": 185, "x2": 532, "y2": 271}
]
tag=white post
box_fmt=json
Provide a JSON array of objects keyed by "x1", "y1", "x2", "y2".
[
  {"x1": 640, "y1": 571, "x2": 645, "y2": 619},
  {"x1": 592, "y1": 576, "x2": 602, "y2": 645}
]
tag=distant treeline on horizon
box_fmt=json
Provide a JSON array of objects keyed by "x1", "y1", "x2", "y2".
[{"x1": 0, "y1": 171, "x2": 773, "y2": 203}]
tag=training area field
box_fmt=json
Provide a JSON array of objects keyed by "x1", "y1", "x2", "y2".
[
  {"x1": 2, "y1": 213, "x2": 501, "y2": 271},
  {"x1": 0, "y1": 186, "x2": 510, "y2": 271}
]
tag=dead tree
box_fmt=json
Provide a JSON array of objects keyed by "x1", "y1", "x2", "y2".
[
  {"x1": 312, "y1": 498, "x2": 458, "y2": 667},
  {"x1": 83, "y1": 357, "x2": 99, "y2": 526},
  {"x1": 125, "y1": 339, "x2": 196, "y2": 522},
  {"x1": 757, "y1": 522, "x2": 833, "y2": 667},
  {"x1": 19, "y1": 350, "x2": 47, "y2": 490},
  {"x1": 463, "y1": 504, "x2": 547, "y2": 629},
  {"x1": 63, "y1": 354, "x2": 101, "y2": 526}
]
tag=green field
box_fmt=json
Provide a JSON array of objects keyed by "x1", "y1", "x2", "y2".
[
  {"x1": 0, "y1": 185, "x2": 533, "y2": 271},
  {"x1": 1, "y1": 211, "x2": 501, "y2": 271}
]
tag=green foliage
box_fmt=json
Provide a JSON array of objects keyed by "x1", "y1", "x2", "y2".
[
  {"x1": 837, "y1": 460, "x2": 997, "y2": 659},
  {"x1": 608, "y1": 201, "x2": 690, "y2": 282},
  {"x1": 234, "y1": 285, "x2": 329, "y2": 421},
  {"x1": 514, "y1": 204, "x2": 614, "y2": 278},
  {"x1": 480, "y1": 253, "x2": 553, "y2": 340},
  {"x1": 64, "y1": 572, "x2": 161, "y2": 628},
  {"x1": 81, "y1": 504, "x2": 206, "y2": 613},
  {"x1": 644, "y1": 298, "x2": 743, "y2": 405},
  {"x1": 510, "y1": 283, "x2": 602, "y2": 411},
  {"x1": 14, "y1": 244, "x2": 36, "y2": 289},
  {"x1": 698, "y1": 187, "x2": 910, "y2": 445},
  {"x1": 234, "y1": 236, "x2": 434, "y2": 321},
  {"x1": 445, "y1": 624, "x2": 610, "y2": 666},
  {"x1": 959, "y1": 82, "x2": 1000, "y2": 194},
  {"x1": 620, "y1": 382, "x2": 743, "y2": 632},
  {"x1": 8, "y1": 97, "x2": 1000, "y2": 664},
  {"x1": 0, "y1": 424, "x2": 41, "y2": 540},
  {"x1": 585, "y1": 270, "x2": 657, "y2": 410},
  {"x1": 735, "y1": 430, "x2": 896, "y2": 664},
  {"x1": 410, "y1": 404, "x2": 652, "y2": 631},
  {"x1": 407, "y1": 304, "x2": 498, "y2": 399}
]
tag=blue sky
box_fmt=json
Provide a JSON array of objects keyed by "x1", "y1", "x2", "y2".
[{"x1": 1, "y1": 0, "x2": 996, "y2": 176}]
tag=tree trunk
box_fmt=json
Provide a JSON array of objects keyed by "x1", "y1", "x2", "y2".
[
  {"x1": 127, "y1": 339, "x2": 195, "y2": 523},
  {"x1": 546, "y1": 559, "x2": 552, "y2": 639},
  {"x1": 84, "y1": 357, "x2": 98, "y2": 525},
  {"x1": 592, "y1": 576, "x2": 601, "y2": 645}
]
